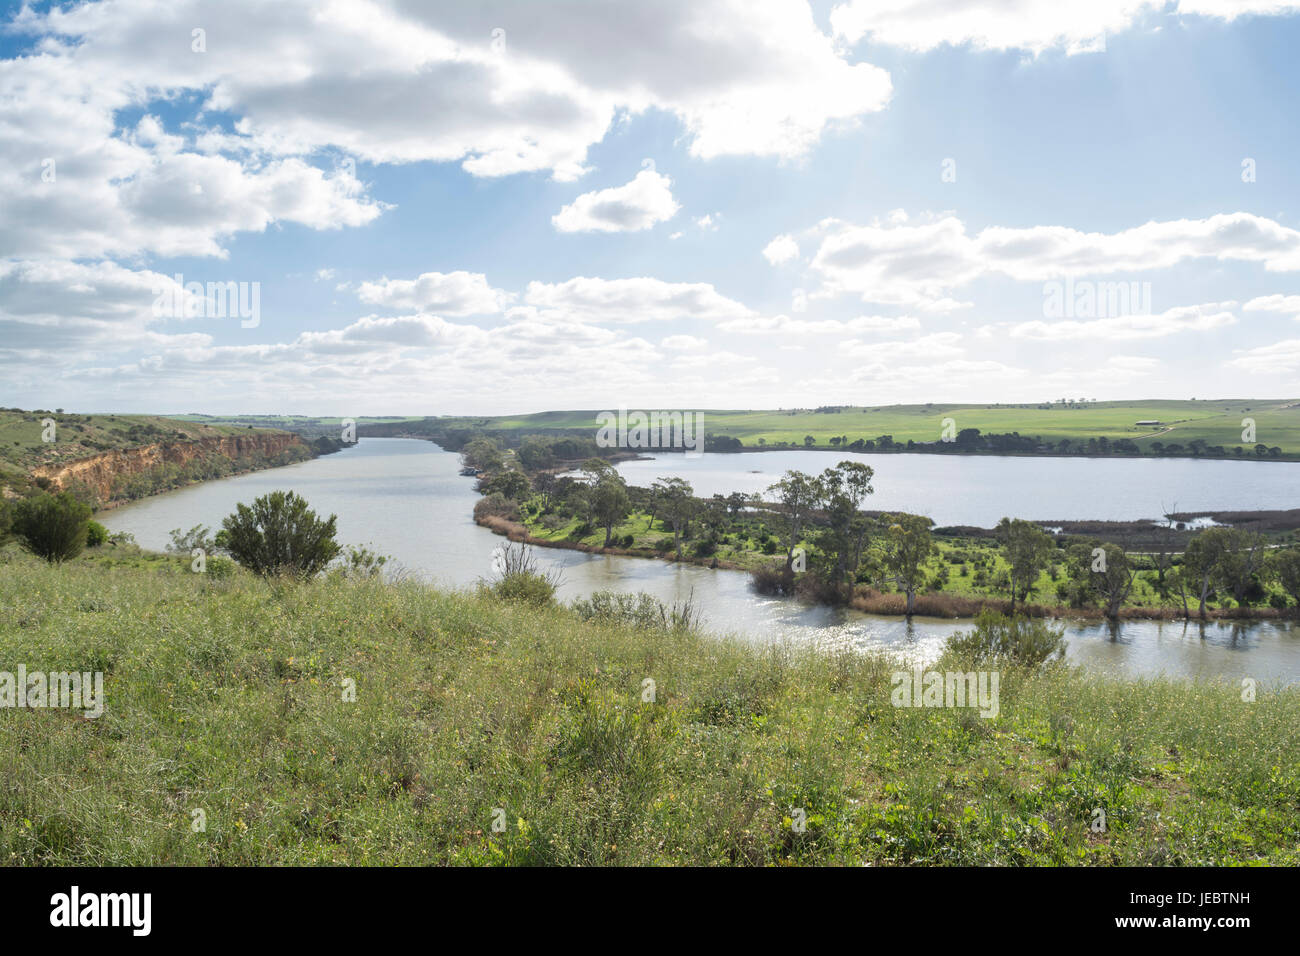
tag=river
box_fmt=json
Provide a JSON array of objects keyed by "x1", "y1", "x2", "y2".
[{"x1": 101, "y1": 438, "x2": 1300, "y2": 683}]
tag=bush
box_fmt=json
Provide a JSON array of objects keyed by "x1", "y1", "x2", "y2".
[
  {"x1": 166, "y1": 524, "x2": 216, "y2": 554},
  {"x1": 482, "y1": 541, "x2": 561, "y2": 607},
  {"x1": 571, "y1": 590, "x2": 701, "y2": 632},
  {"x1": 943, "y1": 610, "x2": 1067, "y2": 669},
  {"x1": 12, "y1": 492, "x2": 92, "y2": 563},
  {"x1": 751, "y1": 562, "x2": 795, "y2": 596},
  {"x1": 85, "y1": 520, "x2": 109, "y2": 548},
  {"x1": 221, "y1": 491, "x2": 340, "y2": 577},
  {"x1": 473, "y1": 494, "x2": 520, "y2": 523}
]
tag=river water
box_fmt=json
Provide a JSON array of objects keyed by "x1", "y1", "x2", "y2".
[{"x1": 101, "y1": 438, "x2": 1300, "y2": 683}]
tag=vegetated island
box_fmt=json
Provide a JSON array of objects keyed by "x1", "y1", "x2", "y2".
[{"x1": 444, "y1": 427, "x2": 1300, "y2": 623}]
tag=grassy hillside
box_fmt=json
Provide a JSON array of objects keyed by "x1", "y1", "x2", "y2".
[
  {"x1": 0, "y1": 408, "x2": 255, "y2": 493},
  {"x1": 1, "y1": 548, "x2": 1296, "y2": 865},
  {"x1": 420, "y1": 399, "x2": 1300, "y2": 457}
]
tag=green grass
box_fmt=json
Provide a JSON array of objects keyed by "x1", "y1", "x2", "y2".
[
  {"x1": 428, "y1": 398, "x2": 1300, "y2": 456},
  {"x1": 1, "y1": 547, "x2": 1297, "y2": 865}
]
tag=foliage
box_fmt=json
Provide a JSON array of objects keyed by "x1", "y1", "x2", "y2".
[
  {"x1": 1, "y1": 554, "x2": 1298, "y2": 865},
  {"x1": 942, "y1": 610, "x2": 1067, "y2": 669},
  {"x1": 482, "y1": 541, "x2": 561, "y2": 606},
  {"x1": 12, "y1": 492, "x2": 92, "y2": 563},
  {"x1": 220, "y1": 491, "x2": 341, "y2": 577}
]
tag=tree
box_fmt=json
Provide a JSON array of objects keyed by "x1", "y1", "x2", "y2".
[
  {"x1": 482, "y1": 467, "x2": 530, "y2": 500},
  {"x1": 460, "y1": 437, "x2": 504, "y2": 473},
  {"x1": 1213, "y1": 529, "x2": 1266, "y2": 606},
  {"x1": 221, "y1": 491, "x2": 340, "y2": 577},
  {"x1": 516, "y1": 436, "x2": 556, "y2": 471},
  {"x1": 766, "y1": 470, "x2": 820, "y2": 573},
  {"x1": 12, "y1": 492, "x2": 92, "y2": 563},
  {"x1": 1070, "y1": 541, "x2": 1136, "y2": 620},
  {"x1": 1181, "y1": 527, "x2": 1236, "y2": 619},
  {"x1": 1269, "y1": 547, "x2": 1300, "y2": 609},
  {"x1": 881, "y1": 513, "x2": 934, "y2": 615},
  {"x1": 651, "y1": 477, "x2": 695, "y2": 560},
  {"x1": 585, "y1": 468, "x2": 631, "y2": 547},
  {"x1": 995, "y1": 517, "x2": 1055, "y2": 611},
  {"x1": 815, "y1": 461, "x2": 875, "y2": 585}
]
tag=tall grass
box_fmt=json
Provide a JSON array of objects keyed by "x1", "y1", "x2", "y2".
[{"x1": 0, "y1": 549, "x2": 1297, "y2": 865}]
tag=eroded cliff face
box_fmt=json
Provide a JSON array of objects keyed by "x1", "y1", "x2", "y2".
[{"x1": 31, "y1": 433, "x2": 304, "y2": 504}]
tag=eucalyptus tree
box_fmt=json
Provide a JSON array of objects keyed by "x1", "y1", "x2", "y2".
[
  {"x1": 766, "y1": 470, "x2": 821, "y2": 574},
  {"x1": 881, "y1": 513, "x2": 934, "y2": 616},
  {"x1": 995, "y1": 517, "x2": 1055, "y2": 611},
  {"x1": 651, "y1": 477, "x2": 696, "y2": 560}
]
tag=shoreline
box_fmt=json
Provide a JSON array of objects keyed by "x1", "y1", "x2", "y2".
[{"x1": 473, "y1": 511, "x2": 1293, "y2": 625}]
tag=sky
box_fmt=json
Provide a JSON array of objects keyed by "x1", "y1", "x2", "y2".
[{"x1": 2, "y1": 0, "x2": 1300, "y2": 416}]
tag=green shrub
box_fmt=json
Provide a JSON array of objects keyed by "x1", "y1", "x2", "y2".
[
  {"x1": 943, "y1": 610, "x2": 1067, "y2": 669},
  {"x1": 220, "y1": 491, "x2": 340, "y2": 577},
  {"x1": 482, "y1": 541, "x2": 560, "y2": 606},
  {"x1": 85, "y1": 520, "x2": 109, "y2": 548},
  {"x1": 12, "y1": 492, "x2": 92, "y2": 563}
]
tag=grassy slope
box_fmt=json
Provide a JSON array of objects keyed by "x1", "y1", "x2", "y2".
[
  {"x1": 0, "y1": 409, "x2": 261, "y2": 495},
  {"x1": 2, "y1": 549, "x2": 1296, "y2": 865},
  {"x1": 437, "y1": 399, "x2": 1300, "y2": 455}
]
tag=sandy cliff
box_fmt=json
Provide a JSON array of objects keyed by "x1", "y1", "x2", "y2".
[{"x1": 30, "y1": 433, "x2": 304, "y2": 504}]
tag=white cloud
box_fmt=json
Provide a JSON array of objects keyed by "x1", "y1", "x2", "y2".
[
  {"x1": 805, "y1": 212, "x2": 1300, "y2": 308},
  {"x1": 552, "y1": 170, "x2": 679, "y2": 233},
  {"x1": 830, "y1": 1, "x2": 1300, "y2": 56},
  {"x1": 763, "y1": 234, "x2": 800, "y2": 264},
  {"x1": 718, "y1": 313, "x2": 919, "y2": 335},
  {"x1": 1227, "y1": 338, "x2": 1300, "y2": 374},
  {"x1": 1244, "y1": 294, "x2": 1300, "y2": 318},
  {"x1": 18, "y1": 0, "x2": 893, "y2": 189},
  {"x1": 523, "y1": 276, "x2": 753, "y2": 323},
  {"x1": 1008, "y1": 302, "x2": 1237, "y2": 341},
  {"x1": 661, "y1": 334, "x2": 708, "y2": 350},
  {"x1": 355, "y1": 271, "x2": 512, "y2": 315},
  {"x1": 0, "y1": 260, "x2": 210, "y2": 362}
]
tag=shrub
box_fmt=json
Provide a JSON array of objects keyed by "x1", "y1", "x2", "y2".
[
  {"x1": 482, "y1": 541, "x2": 561, "y2": 607},
  {"x1": 85, "y1": 520, "x2": 109, "y2": 548},
  {"x1": 12, "y1": 492, "x2": 92, "y2": 563},
  {"x1": 750, "y1": 562, "x2": 795, "y2": 596},
  {"x1": 166, "y1": 524, "x2": 215, "y2": 554},
  {"x1": 571, "y1": 590, "x2": 700, "y2": 632},
  {"x1": 221, "y1": 491, "x2": 340, "y2": 577},
  {"x1": 473, "y1": 494, "x2": 520, "y2": 523},
  {"x1": 943, "y1": 610, "x2": 1067, "y2": 669}
]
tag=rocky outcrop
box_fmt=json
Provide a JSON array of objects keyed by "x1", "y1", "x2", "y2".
[{"x1": 31, "y1": 433, "x2": 305, "y2": 505}]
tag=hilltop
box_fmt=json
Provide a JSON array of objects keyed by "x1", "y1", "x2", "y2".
[
  {"x1": 0, "y1": 547, "x2": 1296, "y2": 865},
  {"x1": 0, "y1": 408, "x2": 335, "y2": 506},
  {"x1": 357, "y1": 398, "x2": 1300, "y2": 459}
]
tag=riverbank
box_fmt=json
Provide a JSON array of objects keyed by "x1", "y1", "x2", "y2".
[
  {"x1": 476, "y1": 500, "x2": 1297, "y2": 623},
  {"x1": 2, "y1": 550, "x2": 1297, "y2": 865}
]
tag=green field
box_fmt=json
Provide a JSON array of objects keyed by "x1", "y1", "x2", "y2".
[
  {"x1": 1, "y1": 546, "x2": 1297, "y2": 865},
  {"x1": 426, "y1": 399, "x2": 1300, "y2": 457}
]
